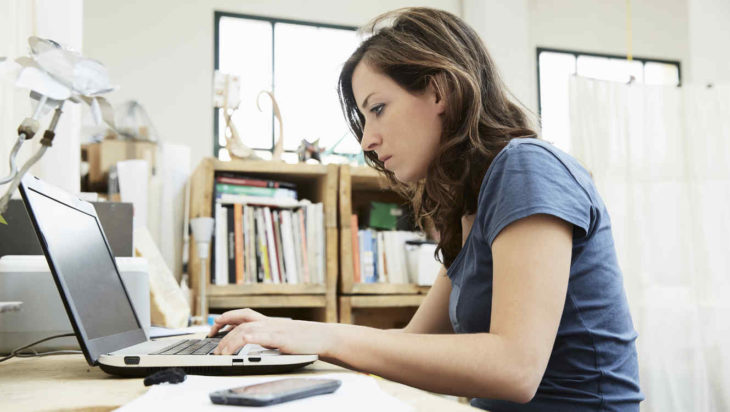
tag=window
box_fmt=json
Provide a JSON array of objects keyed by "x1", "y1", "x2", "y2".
[
  {"x1": 537, "y1": 48, "x2": 681, "y2": 153},
  {"x1": 214, "y1": 12, "x2": 362, "y2": 161}
]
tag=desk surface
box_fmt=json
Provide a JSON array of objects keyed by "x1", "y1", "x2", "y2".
[{"x1": 0, "y1": 354, "x2": 478, "y2": 411}]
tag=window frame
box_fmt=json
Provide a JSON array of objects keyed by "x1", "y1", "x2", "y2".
[
  {"x1": 535, "y1": 47, "x2": 682, "y2": 123},
  {"x1": 213, "y1": 11, "x2": 358, "y2": 158}
]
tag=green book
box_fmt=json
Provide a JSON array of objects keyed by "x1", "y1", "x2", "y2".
[
  {"x1": 369, "y1": 201, "x2": 402, "y2": 230},
  {"x1": 216, "y1": 183, "x2": 291, "y2": 198}
]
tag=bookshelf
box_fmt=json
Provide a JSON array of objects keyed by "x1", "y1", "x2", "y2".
[
  {"x1": 189, "y1": 158, "x2": 339, "y2": 323},
  {"x1": 338, "y1": 164, "x2": 431, "y2": 327}
]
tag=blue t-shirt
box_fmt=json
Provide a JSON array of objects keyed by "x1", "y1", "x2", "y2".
[{"x1": 447, "y1": 138, "x2": 644, "y2": 411}]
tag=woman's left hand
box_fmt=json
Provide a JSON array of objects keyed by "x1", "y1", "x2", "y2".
[{"x1": 210, "y1": 308, "x2": 336, "y2": 356}]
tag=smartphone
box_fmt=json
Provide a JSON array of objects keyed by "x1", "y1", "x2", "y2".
[{"x1": 209, "y1": 378, "x2": 342, "y2": 407}]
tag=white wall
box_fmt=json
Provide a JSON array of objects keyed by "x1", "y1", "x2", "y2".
[
  {"x1": 463, "y1": 0, "x2": 534, "y2": 120},
  {"x1": 464, "y1": 0, "x2": 690, "y2": 134},
  {"x1": 83, "y1": 0, "x2": 461, "y2": 171},
  {"x1": 688, "y1": 0, "x2": 730, "y2": 85}
]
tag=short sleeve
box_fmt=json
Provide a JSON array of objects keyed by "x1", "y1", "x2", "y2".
[{"x1": 479, "y1": 142, "x2": 592, "y2": 246}]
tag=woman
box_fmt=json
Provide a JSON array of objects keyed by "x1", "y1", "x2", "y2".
[{"x1": 210, "y1": 7, "x2": 643, "y2": 411}]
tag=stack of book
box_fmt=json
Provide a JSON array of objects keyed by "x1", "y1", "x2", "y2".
[
  {"x1": 212, "y1": 173, "x2": 325, "y2": 285},
  {"x1": 350, "y1": 214, "x2": 425, "y2": 284}
]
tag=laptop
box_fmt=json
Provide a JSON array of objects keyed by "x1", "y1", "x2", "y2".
[{"x1": 18, "y1": 174, "x2": 317, "y2": 377}]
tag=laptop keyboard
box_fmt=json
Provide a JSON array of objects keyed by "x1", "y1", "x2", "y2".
[{"x1": 150, "y1": 338, "x2": 240, "y2": 356}]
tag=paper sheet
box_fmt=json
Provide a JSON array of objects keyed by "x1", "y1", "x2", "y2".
[
  {"x1": 117, "y1": 159, "x2": 149, "y2": 228},
  {"x1": 116, "y1": 373, "x2": 413, "y2": 412}
]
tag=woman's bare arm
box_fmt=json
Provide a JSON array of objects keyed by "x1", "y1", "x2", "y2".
[{"x1": 323, "y1": 214, "x2": 572, "y2": 402}]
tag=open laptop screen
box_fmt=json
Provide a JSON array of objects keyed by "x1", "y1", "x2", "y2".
[{"x1": 21, "y1": 179, "x2": 145, "y2": 363}]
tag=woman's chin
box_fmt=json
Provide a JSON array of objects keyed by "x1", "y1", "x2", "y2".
[{"x1": 393, "y1": 169, "x2": 419, "y2": 184}]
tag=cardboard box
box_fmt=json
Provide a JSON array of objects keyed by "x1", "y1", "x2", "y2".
[{"x1": 83, "y1": 140, "x2": 157, "y2": 191}]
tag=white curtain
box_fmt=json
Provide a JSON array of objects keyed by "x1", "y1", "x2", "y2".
[{"x1": 569, "y1": 76, "x2": 730, "y2": 411}]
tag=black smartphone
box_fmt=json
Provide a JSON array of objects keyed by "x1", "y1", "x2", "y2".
[{"x1": 209, "y1": 378, "x2": 342, "y2": 407}]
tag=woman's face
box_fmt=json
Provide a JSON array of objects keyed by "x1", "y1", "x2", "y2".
[{"x1": 351, "y1": 61, "x2": 445, "y2": 183}]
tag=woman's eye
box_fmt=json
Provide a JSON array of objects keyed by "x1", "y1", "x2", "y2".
[{"x1": 370, "y1": 104, "x2": 384, "y2": 117}]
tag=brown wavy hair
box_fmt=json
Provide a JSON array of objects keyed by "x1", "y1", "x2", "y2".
[{"x1": 338, "y1": 7, "x2": 538, "y2": 268}]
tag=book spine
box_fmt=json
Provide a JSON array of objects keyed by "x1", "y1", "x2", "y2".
[
  {"x1": 280, "y1": 210, "x2": 298, "y2": 284},
  {"x1": 214, "y1": 202, "x2": 228, "y2": 285},
  {"x1": 255, "y1": 208, "x2": 269, "y2": 283},
  {"x1": 291, "y1": 209, "x2": 303, "y2": 284},
  {"x1": 216, "y1": 183, "x2": 296, "y2": 199},
  {"x1": 298, "y1": 209, "x2": 310, "y2": 283},
  {"x1": 316, "y1": 203, "x2": 324, "y2": 284},
  {"x1": 216, "y1": 174, "x2": 297, "y2": 190},
  {"x1": 234, "y1": 203, "x2": 244, "y2": 285},
  {"x1": 218, "y1": 193, "x2": 300, "y2": 209},
  {"x1": 263, "y1": 207, "x2": 280, "y2": 284},
  {"x1": 247, "y1": 206, "x2": 256, "y2": 283},
  {"x1": 241, "y1": 205, "x2": 250, "y2": 284},
  {"x1": 306, "y1": 205, "x2": 316, "y2": 284},
  {"x1": 272, "y1": 210, "x2": 286, "y2": 283},
  {"x1": 376, "y1": 230, "x2": 384, "y2": 283},
  {"x1": 227, "y1": 205, "x2": 236, "y2": 284}
]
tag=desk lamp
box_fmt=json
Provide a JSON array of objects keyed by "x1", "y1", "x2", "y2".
[
  {"x1": 0, "y1": 36, "x2": 116, "y2": 214},
  {"x1": 190, "y1": 217, "x2": 215, "y2": 325}
]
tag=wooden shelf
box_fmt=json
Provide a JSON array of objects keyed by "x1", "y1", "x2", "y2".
[
  {"x1": 189, "y1": 158, "x2": 339, "y2": 322},
  {"x1": 338, "y1": 295, "x2": 425, "y2": 325},
  {"x1": 338, "y1": 164, "x2": 432, "y2": 325},
  {"x1": 207, "y1": 283, "x2": 326, "y2": 296},
  {"x1": 210, "y1": 295, "x2": 327, "y2": 309},
  {"x1": 349, "y1": 283, "x2": 430, "y2": 295}
]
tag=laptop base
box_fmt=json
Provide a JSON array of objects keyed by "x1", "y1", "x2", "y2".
[{"x1": 99, "y1": 360, "x2": 317, "y2": 377}]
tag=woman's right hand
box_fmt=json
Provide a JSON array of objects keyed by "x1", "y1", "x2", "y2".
[{"x1": 207, "y1": 308, "x2": 268, "y2": 338}]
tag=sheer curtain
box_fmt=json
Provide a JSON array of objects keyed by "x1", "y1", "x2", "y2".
[{"x1": 569, "y1": 76, "x2": 730, "y2": 411}]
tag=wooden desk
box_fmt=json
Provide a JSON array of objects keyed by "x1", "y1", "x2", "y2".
[{"x1": 0, "y1": 355, "x2": 478, "y2": 411}]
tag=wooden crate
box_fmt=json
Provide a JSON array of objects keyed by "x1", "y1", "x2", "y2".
[
  {"x1": 188, "y1": 158, "x2": 339, "y2": 322},
  {"x1": 337, "y1": 164, "x2": 431, "y2": 326},
  {"x1": 82, "y1": 140, "x2": 157, "y2": 191}
]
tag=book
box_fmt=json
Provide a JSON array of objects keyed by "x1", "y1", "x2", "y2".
[
  {"x1": 298, "y1": 209, "x2": 310, "y2": 283},
  {"x1": 272, "y1": 210, "x2": 286, "y2": 283},
  {"x1": 263, "y1": 207, "x2": 280, "y2": 284},
  {"x1": 291, "y1": 208, "x2": 304, "y2": 284},
  {"x1": 377, "y1": 231, "x2": 386, "y2": 283},
  {"x1": 216, "y1": 173, "x2": 297, "y2": 190},
  {"x1": 214, "y1": 202, "x2": 228, "y2": 285},
  {"x1": 226, "y1": 204, "x2": 236, "y2": 284},
  {"x1": 218, "y1": 193, "x2": 301, "y2": 209},
  {"x1": 280, "y1": 210, "x2": 298, "y2": 284},
  {"x1": 317, "y1": 203, "x2": 325, "y2": 284},
  {"x1": 215, "y1": 183, "x2": 297, "y2": 200},
  {"x1": 306, "y1": 204, "x2": 316, "y2": 284},
  {"x1": 245, "y1": 206, "x2": 256, "y2": 284},
  {"x1": 233, "y1": 203, "x2": 244, "y2": 284},
  {"x1": 255, "y1": 208, "x2": 270, "y2": 283}
]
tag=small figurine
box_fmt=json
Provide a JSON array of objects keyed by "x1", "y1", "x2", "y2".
[{"x1": 297, "y1": 138, "x2": 325, "y2": 163}]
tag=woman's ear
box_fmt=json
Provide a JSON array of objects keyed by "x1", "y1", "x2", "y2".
[{"x1": 428, "y1": 76, "x2": 447, "y2": 115}]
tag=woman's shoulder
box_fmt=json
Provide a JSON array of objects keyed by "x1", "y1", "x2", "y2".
[{"x1": 482, "y1": 138, "x2": 595, "y2": 200}]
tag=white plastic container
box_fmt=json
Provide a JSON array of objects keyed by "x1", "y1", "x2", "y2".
[{"x1": 0, "y1": 255, "x2": 149, "y2": 354}]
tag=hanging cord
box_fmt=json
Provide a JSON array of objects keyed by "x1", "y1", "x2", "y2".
[
  {"x1": 0, "y1": 332, "x2": 81, "y2": 363},
  {"x1": 626, "y1": 0, "x2": 633, "y2": 62},
  {"x1": 0, "y1": 134, "x2": 28, "y2": 185},
  {"x1": 0, "y1": 95, "x2": 48, "y2": 186},
  {"x1": 0, "y1": 101, "x2": 64, "y2": 213}
]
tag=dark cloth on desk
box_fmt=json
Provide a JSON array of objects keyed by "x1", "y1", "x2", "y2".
[{"x1": 447, "y1": 139, "x2": 644, "y2": 411}]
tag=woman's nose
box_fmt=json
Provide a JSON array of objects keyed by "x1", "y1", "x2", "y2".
[{"x1": 360, "y1": 126, "x2": 381, "y2": 152}]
